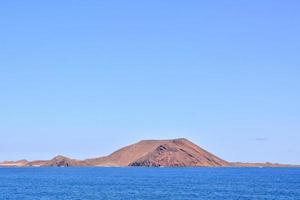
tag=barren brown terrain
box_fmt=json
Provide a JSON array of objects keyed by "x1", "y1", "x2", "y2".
[
  {"x1": 85, "y1": 138, "x2": 229, "y2": 167},
  {"x1": 0, "y1": 138, "x2": 298, "y2": 167}
]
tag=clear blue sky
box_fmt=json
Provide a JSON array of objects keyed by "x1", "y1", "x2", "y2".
[{"x1": 0, "y1": 1, "x2": 299, "y2": 164}]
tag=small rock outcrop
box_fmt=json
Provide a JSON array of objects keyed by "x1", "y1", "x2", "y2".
[{"x1": 26, "y1": 155, "x2": 87, "y2": 167}]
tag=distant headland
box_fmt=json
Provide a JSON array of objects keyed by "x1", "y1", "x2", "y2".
[{"x1": 0, "y1": 138, "x2": 298, "y2": 167}]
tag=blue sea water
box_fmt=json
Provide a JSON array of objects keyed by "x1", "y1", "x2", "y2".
[{"x1": 0, "y1": 167, "x2": 300, "y2": 200}]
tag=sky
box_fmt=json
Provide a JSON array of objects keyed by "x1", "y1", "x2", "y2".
[{"x1": 0, "y1": 0, "x2": 300, "y2": 164}]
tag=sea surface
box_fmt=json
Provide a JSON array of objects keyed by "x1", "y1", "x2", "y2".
[{"x1": 0, "y1": 167, "x2": 300, "y2": 200}]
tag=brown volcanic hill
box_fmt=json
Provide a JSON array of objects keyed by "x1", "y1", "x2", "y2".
[
  {"x1": 27, "y1": 155, "x2": 87, "y2": 167},
  {"x1": 85, "y1": 138, "x2": 229, "y2": 167}
]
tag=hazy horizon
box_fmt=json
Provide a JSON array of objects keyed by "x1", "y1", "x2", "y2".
[{"x1": 1, "y1": 1, "x2": 300, "y2": 164}]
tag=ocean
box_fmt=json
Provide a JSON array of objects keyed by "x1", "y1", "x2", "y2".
[{"x1": 1, "y1": 167, "x2": 300, "y2": 199}]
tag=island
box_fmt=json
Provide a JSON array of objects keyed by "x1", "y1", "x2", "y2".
[{"x1": 0, "y1": 138, "x2": 298, "y2": 167}]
